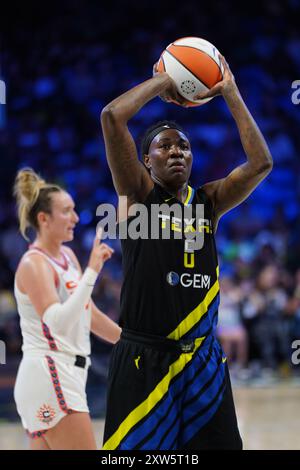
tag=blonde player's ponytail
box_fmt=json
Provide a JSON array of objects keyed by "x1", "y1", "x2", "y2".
[{"x1": 13, "y1": 168, "x2": 61, "y2": 240}]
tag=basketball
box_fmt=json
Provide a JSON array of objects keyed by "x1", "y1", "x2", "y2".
[{"x1": 157, "y1": 37, "x2": 224, "y2": 107}]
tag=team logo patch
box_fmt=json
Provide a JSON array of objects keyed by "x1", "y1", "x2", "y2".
[
  {"x1": 37, "y1": 404, "x2": 56, "y2": 425},
  {"x1": 166, "y1": 271, "x2": 211, "y2": 289},
  {"x1": 166, "y1": 271, "x2": 180, "y2": 286}
]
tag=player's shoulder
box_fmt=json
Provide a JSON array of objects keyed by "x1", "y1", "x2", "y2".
[
  {"x1": 18, "y1": 249, "x2": 49, "y2": 269},
  {"x1": 16, "y1": 250, "x2": 53, "y2": 284}
]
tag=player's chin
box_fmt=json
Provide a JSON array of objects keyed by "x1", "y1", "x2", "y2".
[
  {"x1": 64, "y1": 229, "x2": 75, "y2": 241},
  {"x1": 168, "y1": 169, "x2": 187, "y2": 185}
]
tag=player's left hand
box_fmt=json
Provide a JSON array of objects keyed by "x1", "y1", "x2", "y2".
[{"x1": 194, "y1": 54, "x2": 238, "y2": 100}]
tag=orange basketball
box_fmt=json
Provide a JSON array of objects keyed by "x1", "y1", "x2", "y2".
[{"x1": 157, "y1": 37, "x2": 223, "y2": 107}]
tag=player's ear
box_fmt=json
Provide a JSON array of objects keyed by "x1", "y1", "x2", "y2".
[
  {"x1": 37, "y1": 211, "x2": 50, "y2": 228},
  {"x1": 143, "y1": 154, "x2": 151, "y2": 170}
]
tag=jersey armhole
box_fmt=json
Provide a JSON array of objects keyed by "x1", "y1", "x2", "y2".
[
  {"x1": 117, "y1": 185, "x2": 155, "y2": 228},
  {"x1": 197, "y1": 186, "x2": 212, "y2": 205},
  {"x1": 197, "y1": 186, "x2": 218, "y2": 234}
]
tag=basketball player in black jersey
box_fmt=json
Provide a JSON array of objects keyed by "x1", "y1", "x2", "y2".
[{"x1": 100, "y1": 55, "x2": 272, "y2": 450}]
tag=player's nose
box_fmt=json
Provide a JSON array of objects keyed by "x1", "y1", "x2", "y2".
[
  {"x1": 72, "y1": 211, "x2": 79, "y2": 223},
  {"x1": 169, "y1": 145, "x2": 183, "y2": 158}
]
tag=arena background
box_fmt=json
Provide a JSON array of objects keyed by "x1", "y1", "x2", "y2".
[{"x1": 1, "y1": 0, "x2": 300, "y2": 450}]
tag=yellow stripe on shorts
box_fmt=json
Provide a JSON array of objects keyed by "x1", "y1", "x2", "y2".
[{"x1": 102, "y1": 336, "x2": 205, "y2": 450}]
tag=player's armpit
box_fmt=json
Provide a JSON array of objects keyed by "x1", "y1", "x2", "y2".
[{"x1": 202, "y1": 161, "x2": 272, "y2": 220}]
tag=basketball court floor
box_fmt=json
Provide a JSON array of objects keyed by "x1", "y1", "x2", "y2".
[{"x1": 0, "y1": 385, "x2": 299, "y2": 450}]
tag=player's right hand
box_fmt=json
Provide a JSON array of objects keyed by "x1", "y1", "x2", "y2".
[
  {"x1": 88, "y1": 228, "x2": 114, "y2": 273},
  {"x1": 153, "y1": 62, "x2": 187, "y2": 107}
]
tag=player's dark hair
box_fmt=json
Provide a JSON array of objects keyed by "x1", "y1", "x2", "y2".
[{"x1": 140, "y1": 120, "x2": 188, "y2": 158}]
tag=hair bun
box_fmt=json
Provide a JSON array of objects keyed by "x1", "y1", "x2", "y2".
[
  {"x1": 13, "y1": 168, "x2": 49, "y2": 240},
  {"x1": 14, "y1": 168, "x2": 45, "y2": 203}
]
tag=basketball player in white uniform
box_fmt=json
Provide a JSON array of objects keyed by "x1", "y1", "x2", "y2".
[{"x1": 13, "y1": 168, "x2": 121, "y2": 450}]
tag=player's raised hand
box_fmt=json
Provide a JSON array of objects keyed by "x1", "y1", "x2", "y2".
[
  {"x1": 153, "y1": 62, "x2": 187, "y2": 107},
  {"x1": 194, "y1": 55, "x2": 237, "y2": 100},
  {"x1": 88, "y1": 227, "x2": 114, "y2": 273}
]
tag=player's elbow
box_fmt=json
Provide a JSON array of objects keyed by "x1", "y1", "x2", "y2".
[
  {"x1": 261, "y1": 160, "x2": 273, "y2": 174},
  {"x1": 101, "y1": 104, "x2": 125, "y2": 127},
  {"x1": 101, "y1": 105, "x2": 116, "y2": 125},
  {"x1": 256, "y1": 156, "x2": 273, "y2": 176}
]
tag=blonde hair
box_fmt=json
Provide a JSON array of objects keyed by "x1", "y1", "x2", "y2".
[{"x1": 13, "y1": 168, "x2": 62, "y2": 240}]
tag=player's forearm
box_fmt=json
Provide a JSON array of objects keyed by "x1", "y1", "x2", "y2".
[
  {"x1": 101, "y1": 73, "x2": 171, "y2": 124},
  {"x1": 90, "y1": 305, "x2": 121, "y2": 344},
  {"x1": 42, "y1": 268, "x2": 98, "y2": 334},
  {"x1": 223, "y1": 85, "x2": 273, "y2": 173}
]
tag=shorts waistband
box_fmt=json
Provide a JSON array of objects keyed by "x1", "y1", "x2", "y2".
[
  {"x1": 22, "y1": 350, "x2": 91, "y2": 369},
  {"x1": 121, "y1": 329, "x2": 208, "y2": 353}
]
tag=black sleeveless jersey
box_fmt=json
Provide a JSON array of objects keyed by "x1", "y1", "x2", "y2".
[{"x1": 118, "y1": 183, "x2": 220, "y2": 340}]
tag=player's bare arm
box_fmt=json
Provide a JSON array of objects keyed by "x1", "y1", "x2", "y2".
[
  {"x1": 64, "y1": 247, "x2": 121, "y2": 344},
  {"x1": 100, "y1": 73, "x2": 184, "y2": 204},
  {"x1": 90, "y1": 301, "x2": 121, "y2": 344},
  {"x1": 16, "y1": 254, "x2": 60, "y2": 317},
  {"x1": 196, "y1": 56, "x2": 273, "y2": 224}
]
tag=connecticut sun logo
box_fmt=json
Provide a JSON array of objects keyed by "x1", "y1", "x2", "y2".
[{"x1": 37, "y1": 404, "x2": 56, "y2": 425}]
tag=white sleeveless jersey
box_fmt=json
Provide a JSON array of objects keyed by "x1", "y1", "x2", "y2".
[{"x1": 14, "y1": 247, "x2": 92, "y2": 358}]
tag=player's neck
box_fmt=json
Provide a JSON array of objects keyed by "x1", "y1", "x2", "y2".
[
  {"x1": 154, "y1": 178, "x2": 189, "y2": 203},
  {"x1": 32, "y1": 236, "x2": 62, "y2": 261},
  {"x1": 174, "y1": 185, "x2": 188, "y2": 203}
]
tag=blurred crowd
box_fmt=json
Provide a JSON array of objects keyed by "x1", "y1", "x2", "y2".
[{"x1": 1, "y1": 0, "x2": 300, "y2": 417}]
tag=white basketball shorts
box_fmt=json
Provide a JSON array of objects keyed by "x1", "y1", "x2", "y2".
[{"x1": 14, "y1": 352, "x2": 90, "y2": 438}]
